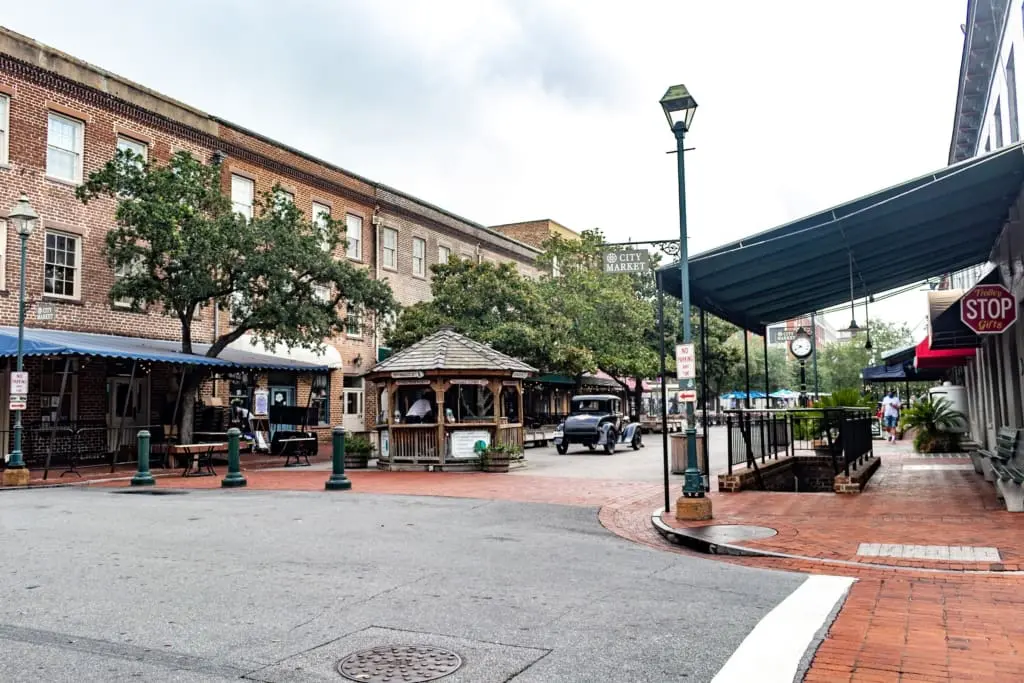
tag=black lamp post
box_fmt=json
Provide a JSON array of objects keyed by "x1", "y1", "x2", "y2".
[
  {"x1": 2, "y1": 194, "x2": 38, "y2": 487},
  {"x1": 660, "y1": 84, "x2": 709, "y2": 519}
]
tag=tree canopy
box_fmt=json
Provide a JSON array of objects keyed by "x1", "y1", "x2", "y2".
[{"x1": 77, "y1": 149, "x2": 396, "y2": 437}]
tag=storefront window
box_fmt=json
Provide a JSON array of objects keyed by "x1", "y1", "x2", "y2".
[{"x1": 40, "y1": 359, "x2": 76, "y2": 423}]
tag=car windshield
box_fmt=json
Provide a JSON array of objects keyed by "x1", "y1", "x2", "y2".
[{"x1": 573, "y1": 400, "x2": 611, "y2": 413}]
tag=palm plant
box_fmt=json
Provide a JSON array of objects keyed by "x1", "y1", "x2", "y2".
[{"x1": 900, "y1": 398, "x2": 965, "y2": 453}]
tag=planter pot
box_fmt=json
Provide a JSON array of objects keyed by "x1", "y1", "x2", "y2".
[
  {"x1": 481, "y1": 457, "x2": 511, "y2": 473},
  {"x1": 345, "y1": 452, "x2": 371, "y2": 469}
]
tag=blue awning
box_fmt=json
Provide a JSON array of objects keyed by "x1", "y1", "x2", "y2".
[
  {"x1": 861, "y1": 361, "x2": 946, "y2": 383},
  {"x1": 0, "y1": 328, "x2": 330, "y2": 371},
  {"x1": 658, "y1": 144, "x2": 1024, "y2": 332}
]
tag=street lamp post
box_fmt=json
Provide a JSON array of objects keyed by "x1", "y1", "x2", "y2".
[
  {"x1": 660, "y1": 85, "x2": 711, "y2": 520},
  {"x1": 2, "y1": 194, "x2": 38, "y2": 488}
]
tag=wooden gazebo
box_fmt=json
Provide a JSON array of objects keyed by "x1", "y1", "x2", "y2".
[{"x1": 367, "y1": 329, "x2": 537, "y2": 471}]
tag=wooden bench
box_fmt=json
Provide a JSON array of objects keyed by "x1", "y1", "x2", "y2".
[
  {"x1": 993, "y1": 457, "x2": 1024, "y2": 512},
  {"x1": 976, "y1": 427, "x2": 1020, "y2": 483},
  {"x1": 170, "y1": 442, "x2": 228, "y2": 477}
]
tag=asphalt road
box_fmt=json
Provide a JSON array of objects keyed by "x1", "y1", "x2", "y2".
[
  {"x1": 0, "y1": 485, "x2": 806, "y2": 682},
  {"x1": 513, "y1": 426, "x2": 731, "y2": 486}
]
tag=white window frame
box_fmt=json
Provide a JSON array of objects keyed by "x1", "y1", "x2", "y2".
[
  {"x1": 438, "y1": 244, "x2": 451, "y2": 264},
  {"x1": 345, "y1": 214, "x2": 362, "y2": 261},
  {"x1": 274, "y1": 187, "x2": 294, "y2": 208},
  {"x1": 113, "y1": 257, "x2": 144, "y2": 309},
  {"x1": 313, "y1": 283, "x2": 331, "y2": 303},
  {"x1": 346, "y1": 304, "x2": 363, "y2": 338},
  {"x1": 412, "y1": 237, "x2": 426, "y2": 277},
  {"x1": 0, "y1": 219, "x2": 6, "y2": 289},
  {"x1": 231, "y1": 174, "x2": 254, "y2": 221},
  {"x1": 0, "y1": 94, "x2": 9, "y2": 166},
  {"x1": 312, "y1": 202, "x2": 331, "y2": 252},
  {"x1": 116, "y1": 135, "x2": 148, "y2": 165},
  {"x1": 43, "y1": 230, "x2": 82, "y2": 300},
  {"x1": 382, "y1": 227, "x2": 398, "y2": 270},
  {"x1": 46, "y1": 112, "x2": 84, "y2": 183}
]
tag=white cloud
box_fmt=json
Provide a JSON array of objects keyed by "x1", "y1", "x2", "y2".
[{"x1": 1, "y1": 0, "x2": 970, "y2": 331}]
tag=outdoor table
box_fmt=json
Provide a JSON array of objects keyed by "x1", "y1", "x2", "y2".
[
  {"x1": 192, "y1": 431, "x2": 227, "y2": 444},
  {"x1": 174, "y1": 442, "x2": 226, "y2": 477}
]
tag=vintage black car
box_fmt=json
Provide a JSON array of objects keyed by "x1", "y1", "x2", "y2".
[{"x1": 553, "y1": 395, "x2": 642, "y2": 455}]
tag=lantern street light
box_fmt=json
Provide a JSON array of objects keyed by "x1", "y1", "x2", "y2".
[
  {"x1": 660, "y1": 84, "x2": 710, "y2": 519},
  {"x1": 2, "y1": 194, "x2": 38, "y2": 487}
]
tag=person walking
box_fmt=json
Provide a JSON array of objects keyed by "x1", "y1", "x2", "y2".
[{"x1": 881, "y1": 390, "x2": 901, "y2": 442}]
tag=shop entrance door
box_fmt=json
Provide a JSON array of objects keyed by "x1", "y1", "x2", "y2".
[
  {"x1": 269, "y1": 386, "x2": 296, "y2": 430},
  {"x1": 107, "y1": 376, "x2": 149, "y2": 453}
]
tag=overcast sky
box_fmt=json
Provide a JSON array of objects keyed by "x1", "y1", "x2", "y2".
[{"x1": 3, "y1": 0, "x2": 969, "y2": 341}]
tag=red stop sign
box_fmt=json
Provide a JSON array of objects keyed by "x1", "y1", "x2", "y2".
[{"x1": 960, "y1": 283, "x2": 1017, "y2": 334}]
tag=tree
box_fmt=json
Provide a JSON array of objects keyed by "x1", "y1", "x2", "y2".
[
  {"x1": 536, "y1": 230, "x2": 664, "y2": 418},
  {"x1": 815, "y1": 320, "x2": 913, "y2": 392},
  {"x1": 388, "y1": 258, "x2": 593, "y2": 375},
  {"x1": 77, "y1": 149, "x2": 396, "y2": 440},
  {"x1": 694, "y1": 312, "x2": 742, "y2": 403}
]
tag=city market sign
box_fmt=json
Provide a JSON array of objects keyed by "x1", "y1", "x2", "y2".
[
  {"x1": 961, "y1": 283, "x2": 1017, "y2": 334},
  {"x1": 603, "y1": 249, "x2": 650, "y2": 274}
]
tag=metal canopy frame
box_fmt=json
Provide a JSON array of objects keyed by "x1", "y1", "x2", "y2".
[{"x1": 657, "y1": 144, "x2": 1024, "y2": 332}]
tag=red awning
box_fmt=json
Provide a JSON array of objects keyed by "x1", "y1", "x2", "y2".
[{"x1": 914, "y1": 337, "x2": 976, "y2": 370}]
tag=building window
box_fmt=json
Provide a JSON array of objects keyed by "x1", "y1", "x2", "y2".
[
  {"x1": 346, "y1": 304, "x2": 363, "y2": 337},
  {"x1": 0, "y1": 219, "x2": 6, "y2": 289},
  {"x1": 382, "y1": 227, "x2": 398, "y2": 270},
  {"x1": 274, "y1": 188, "x2": 294, "y2": 206},
  {"x1": 344, "y1": 376, "x2": 364, "y2": 420},
  {"x1": 47, "y1": 112, "x2": 84, "y2": 183},
  {"x1": 986, "y1": 135, "x2": 992, "y2": 153},
  {"x1": 231, "y1": 174, "x2": 254, "y2": 220},
  {"x1": 344, "y1": 214, "x2": 362, "y2": 261},
  {"x1": 412, "y1": 237, "x2": 426, "y2": 276},
  {"x1": 116, "y1": 135, "x2": 148, "y2": 166},
  {"x1": 0, "y1": 94, "x2": 8, "y2": 165},
  {"x1": 316, "y1": 376, "x2": 331, "y2": 426},
  {"x1": 44, "y1": 231, "x2": 81, "y2": 299},
  {"x1": 113, "y1": 257, "x2": 144, "y2": 308},
  {"x1": 1008, "y1": 50, "x2": 1020, "y2": 143},
  {"x1": 313, "y1": 283, "x2": 331, "y2": 303},
  {"x1": 995, "y1": 98, "x2": 1005, "y2": 148},
  {"x1": 438, "y1": 244, "x2": 451, "y2": 264},
  {"x1": 312, "y1": 202, "x2": 331, "y2": 251},
  {"x1": 40, "y1": 359, "x2": 77, "y2": 423}
]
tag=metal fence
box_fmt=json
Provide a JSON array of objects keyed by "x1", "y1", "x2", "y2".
[{"x1": 725, "y1": 408, "x2": 873, "y2": 477}]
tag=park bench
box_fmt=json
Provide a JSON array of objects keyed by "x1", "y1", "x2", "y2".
[
  {"x1": 170, "y1": 442, "x2": 229, "y2": 477},
  {"x1": 270, "y1": 430, "x2": 317, "y2": 467},
  {"x1": 976, "y1": 427, "x2": 1020, "y2": 483}
]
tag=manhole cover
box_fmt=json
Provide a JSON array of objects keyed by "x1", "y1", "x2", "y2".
[
  {"x1": 337, "y1": 645, "x2": 462, "y2": 682},
  {"x1": 685, "y1": 524, "x2": 777, "y2": 543},
  {"x1": 111, "y1": 489, "x2": 189, "y2": 496}
]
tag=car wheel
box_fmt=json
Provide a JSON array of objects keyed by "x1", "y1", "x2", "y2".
[
  {"x1": 556, "y1": 442, "x2": 568, "y2": 455},
  {"x1": 631, "y1": 436, "x2": 641, "y2": 451},
  {"x1": 604, "y1": 430, "x2": 617, "y2": 454}
]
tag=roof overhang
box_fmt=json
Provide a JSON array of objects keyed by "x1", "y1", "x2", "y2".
[
  {"x1": 658, "y1": 144, "x2": 1024, "y2": 333},
  {"x1": 914, "y1": 337, "x2": 976, "y2": 369}
]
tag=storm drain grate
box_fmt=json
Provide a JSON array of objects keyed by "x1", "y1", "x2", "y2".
[
  {"x1": 337, "y1": 645, "x2": 463, "y2": 682},
  {"x1": 111, "y1": 489, "x2": 189, "y2": 496}
]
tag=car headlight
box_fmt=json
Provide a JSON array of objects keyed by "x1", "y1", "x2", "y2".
[{"x1": 554, "y1": 423, "x2": 564, "y2": 435}]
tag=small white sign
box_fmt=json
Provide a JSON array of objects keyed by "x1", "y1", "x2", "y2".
[
  {"x1": 678, "y1": 390, "x2": 697, "y2": 403},
  {"x1": 392, "y1": 371, "x2": 425, "y2": 379},
  {"x1": 449, "y1": 429, "x2": 490, "y2": 459},
  {"x1": 253, "y1": 389, "x2": 269, "y2": 416},
  {"x1": 9, "y1": 395, "x2": 26, "y2": 411},
  {"x1": 36, "y1": 302, "x2": 56, "y2": 321},
  {"x1": 10, "y1": 371, "x2": 28, "y2": 396},
  {"x1": 675, "y1": 344, "x2": 695, "y2": 380}
]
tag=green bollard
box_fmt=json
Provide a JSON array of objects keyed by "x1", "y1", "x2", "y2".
[
  {"x1": 221, "y1": 427, "x2": 247, "y2": 488},
  {"x1": 131, "y1": 429, "x2": 155, "y2": 486},
  {"x1": 325, "y1": 426, "x2": 352, "y2": 490}
]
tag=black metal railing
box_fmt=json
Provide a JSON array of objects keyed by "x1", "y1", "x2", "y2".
[{"x1": 726, "y1": 408, "x2": 874, "y2": 478}]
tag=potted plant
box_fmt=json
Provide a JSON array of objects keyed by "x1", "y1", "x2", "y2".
[
  {"x1": 900, "y1": 398, "x2": 965, "y2": 453},
  {"x1": 479, "y1": 443, "x2": 518, "y2": 473},
  {"x1": 344, "y1": 434, "x2": 375, "y2": 469}
]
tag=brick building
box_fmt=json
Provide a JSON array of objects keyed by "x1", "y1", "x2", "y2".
[
  {"x1": 0, "y1": 25, "x2": 541, "y2": 463},
  {"x1": 490, "y1": 219, "x2": 579, "y2": 250}
]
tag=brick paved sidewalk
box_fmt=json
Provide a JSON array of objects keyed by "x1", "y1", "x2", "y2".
[{"x1": 660, "y1": 444, "x2": 1022, "y2": 572}]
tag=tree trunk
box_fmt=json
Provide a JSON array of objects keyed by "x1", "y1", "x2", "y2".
[{"x1": 178, "y1": 370, "x2": 201, "y2": 444}]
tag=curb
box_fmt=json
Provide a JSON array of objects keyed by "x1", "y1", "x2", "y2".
[{"x1": 650, "y1": 507, "x2": 1024, "y2": 576}]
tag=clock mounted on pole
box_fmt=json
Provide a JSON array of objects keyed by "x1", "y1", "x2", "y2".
[{"x1": 789, "y1": 327, "x2": 813, "y2": 407}]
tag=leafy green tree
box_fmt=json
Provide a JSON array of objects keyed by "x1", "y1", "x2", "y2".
[
  {"x1": 77, "y1": 149, "x2": 396, "y2": 440},
  {"x1": 816, "y1": 320, "x2": 913, "y2": 391},
  {"x1": 388, "y1": 258, "x2": 593, "y2": 375}
]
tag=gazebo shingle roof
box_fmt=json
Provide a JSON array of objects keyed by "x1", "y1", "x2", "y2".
[{"x1": 372, "y1": 329, "x2": 537, "y2": 374}]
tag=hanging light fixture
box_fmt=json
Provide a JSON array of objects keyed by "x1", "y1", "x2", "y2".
[
  {"x1": 840, "y1": 253, "x2": 860, "y2": 335},
  {"x1": 863, "y1": 295, "x2": 873, "y2": 350}
]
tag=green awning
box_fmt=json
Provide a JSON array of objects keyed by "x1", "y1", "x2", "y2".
[
  {"x1": 530, "y1": 374, "x2": 576, "y2": 385},
  {"x1": 658, "y1": 144, "x2": 1024, "y2": 332}
]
